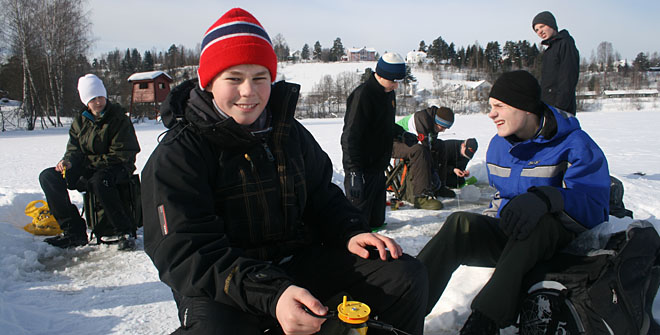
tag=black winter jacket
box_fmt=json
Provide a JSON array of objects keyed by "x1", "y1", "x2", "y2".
[
  {"x1": 541, "y1": 29, "x2": 580, "y2": 114},
  {"x1": 64, "y1": 101, "x2": 140, "y2": 173},
  {"x1": 142, "y1": 79, "x2": 368, "y2": 318},
  {"x1": 341, "y1": 73, "x2": 406, "y2": 174},
  {"x1": 443, "y1": 140, "x2": 470, "y2": 188}
]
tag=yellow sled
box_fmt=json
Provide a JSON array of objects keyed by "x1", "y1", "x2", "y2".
[{"x1": 23, "y1": 200, "x2": 63, "y2": 236}]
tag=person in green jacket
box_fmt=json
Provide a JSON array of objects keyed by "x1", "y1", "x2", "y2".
[{"x1": 38, "y1": 74, "x2": 140, "y2": 250}]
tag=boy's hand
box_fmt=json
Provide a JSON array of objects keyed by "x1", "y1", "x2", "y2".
[
  {"x1": 348, "y1": 232, "x2": 403, "y2": 260},
  {"x1": 275, "y1": 285, "x2": 327, "y2": 334}
]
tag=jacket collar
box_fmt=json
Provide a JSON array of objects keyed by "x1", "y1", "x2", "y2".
[{"x1": 542, "y1": 29, "x2": 570, "y2": 46}]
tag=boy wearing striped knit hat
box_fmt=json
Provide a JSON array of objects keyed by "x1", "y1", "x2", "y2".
[{"x1": 141, "y1": 8, "x2": 427, "y2": 335}]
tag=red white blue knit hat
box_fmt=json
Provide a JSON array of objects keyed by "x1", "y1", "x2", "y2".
[{"x1": 197, "y1": 8, "x2": 277, "y2": 89}]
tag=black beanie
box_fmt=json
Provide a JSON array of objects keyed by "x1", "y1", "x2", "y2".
[
  {"x1": 532, "y1": 11, "x2": 558, "y2": 32},
  {"x1": 489, "y1": 70, "x2": 544, "y2": 116}
]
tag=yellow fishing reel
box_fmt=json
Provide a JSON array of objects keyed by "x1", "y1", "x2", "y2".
[
  {"x1": 303, "y1": 296, "x2": 411, "y2": 335},
  {"x1": 337, "y1": 296, "x2": 371, "y2": 334}
]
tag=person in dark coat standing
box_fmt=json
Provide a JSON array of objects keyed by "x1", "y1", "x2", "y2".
[
  {"x1": 39, "y1": 74, "x2": 140, "y2": 250},
  {"x1": 341, "y1": 52, "x2": 414, "y2": 228},
  {"x1": 533, "y1": 10, "x2": 580, "y2": 115},
  {"x1": 141, "y1": 8, "x2": 427, "y2": 335}
]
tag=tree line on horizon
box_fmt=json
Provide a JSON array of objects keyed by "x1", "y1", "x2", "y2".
[{"x1": 1, "y1": 0, "x2": 659, "y2": 130}]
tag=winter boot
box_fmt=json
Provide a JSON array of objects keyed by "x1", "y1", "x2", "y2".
[
  {"x1": 117, "y1": 234, "x2": 136, "y2": 251},
  {"x1": 44, "y1": 215, "x2": 88, "y2": 248},
  {"x1": 460, "y1": 310, "x2": 499, "y2": 335},
  {"x1": 435, "y1": 186, "x2": 456, "y2": 198},
  {"x1": 414, "y1": 194, "x2": 443, "y2": 210}
]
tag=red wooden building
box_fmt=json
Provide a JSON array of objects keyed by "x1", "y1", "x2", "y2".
[{"x1": 127, "y1": 71, "x2": 173, "y2": 118}]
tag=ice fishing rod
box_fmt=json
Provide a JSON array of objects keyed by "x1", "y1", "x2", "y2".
[{"x1": 303, "y1": 296, "x2": 412, "y2": 335}]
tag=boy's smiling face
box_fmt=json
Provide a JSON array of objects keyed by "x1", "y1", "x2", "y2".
[{"x1": 206, "y1": 64, "x2": 271, "y2": 125}]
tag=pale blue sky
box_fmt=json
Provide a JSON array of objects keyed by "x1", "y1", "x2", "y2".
[{"x1": 89, "y1": 0, "x2": 659, "y2": 62}]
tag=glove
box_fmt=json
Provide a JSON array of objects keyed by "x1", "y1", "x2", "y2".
[
  {"x1": 347, "y1": 171, "x2": 365, "y2": 200},
  {"x1": 500, "y1": 187, "x2": 563, "y2": 240},
  {"x1": 399, "y1": 132, "x2": 418, "y2": 147}
]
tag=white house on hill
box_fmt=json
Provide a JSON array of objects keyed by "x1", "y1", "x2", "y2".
[{"x1": 406, "y1": 50, "x2": 427, "y2": 64}]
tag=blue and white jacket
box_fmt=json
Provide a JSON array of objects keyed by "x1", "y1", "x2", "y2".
[{"x1": 485, "y1": 106, "x2": 610, "y2": 232}]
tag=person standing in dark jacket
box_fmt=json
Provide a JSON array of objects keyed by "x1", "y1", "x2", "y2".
[
  {"x1": 341, "y1": 52, "x2": 413, "y2": 228},
  {"x1": 533, "y1": 10, "x2": 580, "y2": 115},
  {"x1": 39, "y1": 74, "x2": 140, "y2": 250},
  {"x1": 141, "y1": 8, "x2": 427, "y2": 335}
]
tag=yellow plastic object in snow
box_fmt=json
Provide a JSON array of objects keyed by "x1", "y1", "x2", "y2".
[
  {"x1": 337, "y1": 296, "x2": 370, "y2": 335},
  {"x1": 23, "y1": 200, "x2": 62, "y2": 236}
]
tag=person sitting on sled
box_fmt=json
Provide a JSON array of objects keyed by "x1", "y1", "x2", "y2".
[
  {"x1": 418, "y1": 70, "x2": 610, "y2": 334},
  {"x1": 38, "y1": 74, "x2": 140, "y2": 250},
  {"x1": 141, "y1": 7, "x2": 427, "y2": 335}
]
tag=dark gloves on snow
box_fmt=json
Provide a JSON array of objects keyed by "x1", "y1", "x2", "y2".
[
  {"x1": 398, "y1": 132, "x2": 419, "y2": 147},
  {"x1": 500, "y1": 186, "x2": 564, "y2": 240},
  {"x1": 347, "y1": 171, "x2": 365, "y2": 200}
]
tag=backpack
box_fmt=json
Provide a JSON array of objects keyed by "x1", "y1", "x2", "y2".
[
  {"x1": 519, "y1": 221, "x2": 660, "y2": 335},
  {"x1": 610, "y1": 175, "x2": 633, "y2": 219},
  {"x1": 83, "y1": 174, "x2": 143, "y2": 243}
]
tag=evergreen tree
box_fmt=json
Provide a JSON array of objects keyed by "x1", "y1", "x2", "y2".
[
  {"x1": 361, "y1": 67, "x2": 374, "y2": 82},
  {"x1": 313, "y1": 41, "x2": 322, "y2": 61},
  {"x1": 131, "y1": 48, "x2": 141, "y2": 72},
  {"x1": 633, "y1": 52, "x2": 650, "y2": 72},
  {"x1": 418, "y1": 40, "x2": 427, "y2": 53},
  {"x1": 301, "y1": 43, "x2": 310, "y2": 60},
  {"x1": 142, "y1": 50, "x2": 154, "y2": 71},
  {"x1": 330, "y1": 37, "x2": 345, "y2": 62},
  {"x1": 485, "y1": 41, "x2": 501, "y2": 73}
]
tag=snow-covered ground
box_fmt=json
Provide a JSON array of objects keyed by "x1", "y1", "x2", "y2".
[{"x1": 1, "y1": 81, "x2": 660, "y2": 333}]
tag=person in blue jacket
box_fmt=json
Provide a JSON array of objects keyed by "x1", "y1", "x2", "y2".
[{"x1": 417, "y1": 70, "x2": 610, "y2": 334}]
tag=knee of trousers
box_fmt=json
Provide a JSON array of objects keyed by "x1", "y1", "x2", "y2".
[
  {"x1": 379, "y1": 255, "x2": 429, "y2": 298},
  {"x1": 39, "y1": 167, "x2": 63, "y2": 187}
]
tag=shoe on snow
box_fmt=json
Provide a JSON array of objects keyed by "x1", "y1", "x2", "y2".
[
  {"x1": 45, "y1": 233, "x2": 88, "y2": 248},
  {"x1": 435, "y1": 187, "x2": 456, "y2": 198},
  {"x1": 117, "y1": 234, "x2": 136, "y2": 251},
  {"x1": 414, "y1": 195, "x2": 443, "y2": 210}
]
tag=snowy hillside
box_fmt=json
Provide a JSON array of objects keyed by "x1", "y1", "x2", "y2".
[{"x1": 1, "y1": 63, "x2": 660, "y2": 334}]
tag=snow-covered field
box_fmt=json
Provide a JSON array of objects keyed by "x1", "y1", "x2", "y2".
[{"x1": 1, "y1": 66, "x2": 660, "y2": 334}]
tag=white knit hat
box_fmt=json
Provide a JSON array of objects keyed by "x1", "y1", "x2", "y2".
[{"x1": 77, "y1": 74, "x2": 107, "y2": 105}]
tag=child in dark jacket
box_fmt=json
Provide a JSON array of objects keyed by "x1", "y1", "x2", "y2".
[
  {"x1": 418, "y1": 71, "x2": 609, "y2": 334},
  {"x1": 39, "y1": 74, "x2": 140, "y2": 250},
  {"x1": 141, "y1": 8, "x2": 427, "y2": 335}
]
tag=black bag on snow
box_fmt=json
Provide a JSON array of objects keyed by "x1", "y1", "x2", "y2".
[
  {"x1": 610, "y1": 175, "x2": 633, "y2": 219},
  {"x1": 83, "y1": 174, "x2": 143, "y2": 243},
  {"x1": 519, "y1": 221, "x2": 660, "y2": 335}
]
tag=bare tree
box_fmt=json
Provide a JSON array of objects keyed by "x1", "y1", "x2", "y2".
[
  {"x1": 2, "y1": 0, "x2": 41, "y2": 130},
  {"x1": 272, "y1": 33, "x2": 290, "y2": 62},
  {"x1": 596, "y1": 41, "x2": 615, "y2": 89},
  {"x1": 2, "y1": 0, "x2": 91, "y2": 129},
  {"x1": 40, "y1": 0, "x2": 91, "y2": 126}
]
